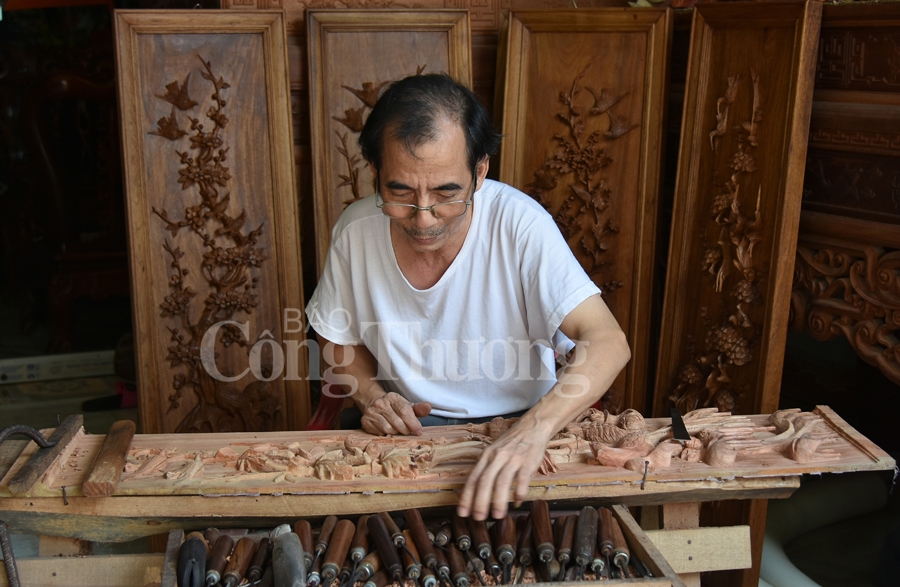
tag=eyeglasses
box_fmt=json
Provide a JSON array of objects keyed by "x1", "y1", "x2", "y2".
[{"x1": 376, "y1": 193, "x2": 473, "y2": 219}]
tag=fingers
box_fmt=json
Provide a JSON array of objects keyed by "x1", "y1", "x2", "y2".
[
  {"x1": 412, "y1": 402, "x2": 432, "y2": 418},
  {"x1": 360, "y1": 392, "x2": 425, "y2": 436}
]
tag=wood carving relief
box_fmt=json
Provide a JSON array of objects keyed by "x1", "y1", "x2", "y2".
[
  {"x1": 527, "y1": 64, "x2": 638, "y2": 295},
  {"x1": 497, "y1": 9, "x2": 671, "y2": 416},
  {"x1": 792, "y1": 242, "x2": 900, "y2": 386},
  {"x1": 803, "y1": 151, "x2": 900, "y2": 223},
  {"x1": 147, "y1": 57, "x2": 281, "y2": 433},
  {"x1": 115, "y1": 11, "x2": 309, "y2": 433},
  {"x1": 817, "y1": 28, "x2": 900, "y2": 91},
  {"x1": 669, "y1": 69, "x2": 765, "y2": 416}
]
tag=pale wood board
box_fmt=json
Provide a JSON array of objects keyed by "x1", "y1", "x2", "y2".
[
  {"x1": 646, "y1": 526, "x2": 751, "y2": 574},
  {"x1": 612, "y1": 504, "x2": 685, "y2": 587},
  {"x1": 0, "y1": 554, "x2": 165, "y2": 587}
]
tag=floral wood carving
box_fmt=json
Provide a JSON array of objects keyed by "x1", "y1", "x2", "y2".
[
  {"x1": 791, "y1": 243, "x2": 900, "y2": 386},
  {"x1": 670, "y1": 68, "x2": 765, "y2": 415},
  {"x1": 148, "y1": 56, "x2": 282, "y2": 434},
  {"x1": 527, "y1": 63, "x2": 639, "y2": 295},
  {"x1": 332, "y1": 65, "x2": 426, "y2": 207}
]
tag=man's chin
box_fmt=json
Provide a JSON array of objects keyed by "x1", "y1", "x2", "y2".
[{"x1": 405, "y1": 232, "x2": 446, "y2": 251}]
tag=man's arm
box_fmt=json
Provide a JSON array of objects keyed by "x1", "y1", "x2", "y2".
[
  {"x1": 319, "y1": 336, "x2": 431, "y2": 435},
  {"x1": 456, "y1": 294, "x2": 630, "y2": 520}
]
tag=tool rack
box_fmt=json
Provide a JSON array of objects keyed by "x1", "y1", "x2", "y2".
[{"x1": 0, "y1": 405, "x2": 894, "y2": 587}]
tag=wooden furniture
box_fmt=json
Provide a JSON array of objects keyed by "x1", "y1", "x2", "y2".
[
  {"x1": 114, "y1": 10, "x2": 310, "y2": 434},
  {"x1": 495, "y1": 8, "x2": 671, "y2": 415}
]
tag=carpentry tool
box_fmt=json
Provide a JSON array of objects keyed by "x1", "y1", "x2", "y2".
[
  {"x1": 401, "y1": 530, "x2": 422, "y2": 583},
  {"x1": 513, "y1": 515, "x2": 532, "y2": 585},
  {"x1": 573, "y1": 506, "x2": 598, "y2": 580},
  {"x1": 351, "y1": 550, "x2": 383, "y2": 584},
  {"x1": 222, "y1": 536, "x2": 256, "y2": 587},
  {"x1": 450, "y1": 513, "x2": 484, "y2": 585},
  {"x1": 363, "y1": 569, "x2": 390, "y2": 587},
  {"x1": 177, "y1": 533, "x2": 207, "y2": 587},
  {"x1": 608, "y1": 515, "x2": 630, "y2": 576},
  {"x1": 2, "y1": 415, "x2": 82, "y2": 496},
  {"x1": 530, "y1": 500, "x2": 554, "y2": 582},
  {"x1": 422, "y1": 565, "x2": 438, "y2": 587},
  {"x1": 0, "y1": 520, "x2": 21, "y2": 587},
  {"x1": 492, "y1": 514, "x2": 516, "y2": 584},
  {"x1": 308, "y1": 516, "x2": 337, "y2": 587},
  {"x1": 183, "y1": 531, "x2": 210, "y2": 561},
  {"x1": 554, "y1": 514, "x2": 576, "y2": 581},
  {"x1": 468, "y1": 518, "x2": 500, "y2": 583},
  {"x1": 379, "y1": 512, "x2": 404, "y2": 547},
  {"x1": 598, "y1": 507, "x2": 614, "y2": 558},
  {"x1": 671, "y1": 406, "x2": 690, "y2": 441},
  {"x1": 82, "y1": 419, "x2": 136, "y2": 497},
  {"x1": 405, "y1": 509, "x2": 437, "y2": 571},
  {"x1": 203, "y1": 528, "x2": 220, "y2": 552},
  {"x1": 273, "y1": 531, "x2": 307, "y2": 587},
  {"x1": 367, "y1": 511, "x2": 403, "y2": 583},
  {"x1": 446, "y1": 543, "x2": 469, "y2": 587},
  {"x1": 590, "y1": 543, "x2": 605, "y2": 577},
  {"x1": 322, "y1": 519, "x2": 355, "y2": 585},
  {"x1": 345, "y1": 515, "x2": 370, "y2": 585},
  {"x1": 205, "y1": 533, "x2": 234, "y2": 587},
  {"x1": 247, "y1": 537, "x2": 271, "y2": 585},
  {"x1": 259, "y1": 565, "x2": 274, "y2": 587},
  {"x1": 293, "y1": 520, "x2": 314, "y2": 570},
  {"x1": 435, "y1": 524, "x2": 453, "y2": 548}
]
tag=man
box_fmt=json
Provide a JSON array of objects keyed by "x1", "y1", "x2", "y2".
[{"x1": 306, "y1": 73, "x2": 630, "y2": 520}]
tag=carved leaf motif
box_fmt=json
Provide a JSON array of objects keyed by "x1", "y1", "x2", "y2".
[
  {"x1": 333, "y1": 106, "x2": 366, "y2": 133},
  {"x1": 150, "y1": 106, "x2": 188, "y2": 140},
  {"x1": 157, "y1": 73, "x2": 198, "y2": 110}
]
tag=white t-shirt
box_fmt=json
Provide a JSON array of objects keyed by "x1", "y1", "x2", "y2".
[{"x1": 306, "y1": 179, "x2": 601, "y2": 418}]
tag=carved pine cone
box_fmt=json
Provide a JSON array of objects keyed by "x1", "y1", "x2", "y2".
[
  {"x1": 679, "y1": 363, "x2": 704, "y2": 385},
  {"x1": 706, "y1": 325, "x2": 752, "y2": 366},
  {"x1": 732, "y1": 279, "x2": 762, "y2": 305},
  {"x1": 701, "y1": 248, "x2": 721, "y2": 273},
  {"x1": 711, "y1": 194, "x2": 732, "y2": 215}
]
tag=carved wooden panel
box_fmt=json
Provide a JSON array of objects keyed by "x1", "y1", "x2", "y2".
[
  {"x1": 307, "y1": 10, "x2": 472, "y2": 272},
  {"x1": 653, "y1": 1, "x2": 822, "y2": 419},
  {"x1": 792, "y1": 211, "x2": 900, "y2": 387},
  {"x1": 496, "y1": 9, "x2": 672, "y2": 415},
  {"x1": 115, "y1": 11, "x2": 310, "y2": 434}
]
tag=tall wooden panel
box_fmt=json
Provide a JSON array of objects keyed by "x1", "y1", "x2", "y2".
[
  {"x1": 496, "y1": 9, "x2": 672, "y2": 414},
  {"x1": 115, "y1": 11, "x2": 310, "y2": 433},
  {"x1": 307, "y1": 10, "x2": 472, "y2": 272},
  {"x1": 654, "y1": 1, "x2": 822, "y2": 419}
]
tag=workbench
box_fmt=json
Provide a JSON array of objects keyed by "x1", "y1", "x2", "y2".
[{"x1": 0, "y1": 406, "x2": 894, "y2": 587}]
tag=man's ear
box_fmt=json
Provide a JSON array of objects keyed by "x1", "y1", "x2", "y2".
[{"x1": 475, "y1": 156, "x2": 490, "y2": 191}]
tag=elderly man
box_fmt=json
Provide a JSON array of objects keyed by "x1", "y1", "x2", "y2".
[{"x1": 306, "y1": 73, "x2": 630, "y2": 520}]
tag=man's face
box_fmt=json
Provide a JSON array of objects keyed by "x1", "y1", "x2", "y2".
[{"x1": 377, "y1": 118, "x2": 488, "y2": 254}]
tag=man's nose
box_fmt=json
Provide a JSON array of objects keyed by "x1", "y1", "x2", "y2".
[{"x1": 410, "y1": 206, "x2": 439, "y2": 227}]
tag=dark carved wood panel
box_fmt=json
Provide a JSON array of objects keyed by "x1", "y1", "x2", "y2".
[
  {"x1": 794, "y1": 3, "x2": 900, "y2": 391},
  {"x1": 496, "y1": 9, "x2": 672, "y2": 415},
  {"x1": 654, "y1": 1, "x2": 822, "y2": 419},
  {"x1": 115, "y1": 11, "x2": 310, "y2": 434}
]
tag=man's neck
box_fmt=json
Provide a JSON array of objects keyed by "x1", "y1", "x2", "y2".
[{"x1": 390, "y1": 211, "x2": 473, "y2": 290}]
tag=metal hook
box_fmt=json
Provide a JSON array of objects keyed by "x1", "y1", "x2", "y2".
[
  {"x1": 0, "y1": 425, "x2": 58, "y2": 450},
  {"x1": 0, "y1": 521, "x2": 21, "y2": 587}
]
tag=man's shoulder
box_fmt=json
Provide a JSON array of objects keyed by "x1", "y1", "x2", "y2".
[
  {"x1": 331, "y1": 194, "x2": 382, "y2": 241},
  {"x1": 480, "y1": 179, "x2": 555, "y2": 226}
]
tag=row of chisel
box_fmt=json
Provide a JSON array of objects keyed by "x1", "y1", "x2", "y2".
[{"x1": 176, "y1": 500, "x2": 652, "y2": 587}]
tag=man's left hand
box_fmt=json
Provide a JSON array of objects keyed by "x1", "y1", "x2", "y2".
[{"x1": 456, "y1": 415, "x2": 552, "y2": 520}]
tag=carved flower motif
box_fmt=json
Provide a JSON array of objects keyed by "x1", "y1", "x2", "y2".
[
  {"x1": 333, "y1": 106, "x2": 366, "y2": 133},
  {"x1": 185, "y1": 205, "x2": 206, "y2": 229},
  {"x1": 712, "y1": 193, "x2": 732, "y2": 215},
  {"x1": 701, "y1": 248, "x2": 721, "y2": 274}
]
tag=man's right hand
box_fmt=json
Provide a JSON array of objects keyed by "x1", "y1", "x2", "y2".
[{"x1": 361, "y1": 392, "x2": 431, "y2": 436}]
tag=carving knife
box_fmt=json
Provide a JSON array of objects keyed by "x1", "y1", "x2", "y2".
[{"x1": 670, "y1": 406, "x2": 690, "y2": 441}]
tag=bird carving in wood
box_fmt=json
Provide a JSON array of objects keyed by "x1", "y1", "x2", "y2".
[{"x1": 157, "y1": 73, "x2": 199, "y2": 110}]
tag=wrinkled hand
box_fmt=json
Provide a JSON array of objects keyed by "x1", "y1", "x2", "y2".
[
  {"x1": 457, "y1": 418, "x2": 552, "y2": 520},
  {"x1": 361, "y1": 392, "x2": 432, "y2": 436}
]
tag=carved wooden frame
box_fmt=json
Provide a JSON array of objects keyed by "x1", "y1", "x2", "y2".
[
  {"x1": 653, "y1": 1, "x2": 822, "y2": 418},
  {"x1": 307, "y1": 9, "x2": 472, "y2": 273},
  {"x1": 496, "y1": 9, "x2": 673, "y2": 415},
  {"x1": 115, "y1": 10, "x2": 310, "y2": 433}
]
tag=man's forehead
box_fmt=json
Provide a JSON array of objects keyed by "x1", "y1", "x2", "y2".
[{"x1": 384, "y1": 116, "x2": 465, "y2": 159}]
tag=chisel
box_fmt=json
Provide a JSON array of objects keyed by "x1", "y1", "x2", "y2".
[
  {"x1": 402, "y1": 530, "x2": 422, "y2": 583},
  {"x1": 294, "y1": 520, "x2": 314, "y2": 570},
  {"x1": 469, "y1": 518, "x2": 499, "y2": 583},
  {"x1": 205, "y1": 533, "x2": 234, "y2": 587},
  {"x1": 309, "y1": 516, "x2": 338, "y2": 587},
  {"x1": 435, "y1": 524, "x2": 453, "y2": 548},
  {"x1": 554, "y1": 514, "x2": 576, "y2": 581},
  {"x1": 434, "y1": 543, "x2": 452, "y2": 587},
  {"x1": 598, "y1": 506, "x2": 614, "y2": 574},
  {"x1": 530, "y1": 500, "x2": 554, "y2": 582},
  {"x1": 363, "y1": 569, "x2": 390, "y2": 587},
  {"x1": 492, "y1": 514, "x2": 516, "y2": 584},
  {"x1": 573, "y1": 506, "x2": 598, "y2": 580},
  {"x1": 176, "y1": 533, "x2": 207, "y2": 587},
  {"x1": 405, "y1": 509, "x2": 437, "y2": 571},
  {"x1": 447, "y1": 543, "x2": 469, "y2": 587},
  {"x1": 422, "y1": 565, "x2": 438, "y2": 587},
  {"x1": 221, "y1": 536, "x2": 256, "y2": 587},
  {"x1": 368, "y1": 512, "x2": 403, "y2": 583},
  {"x1": 247, "y1": 537, "x2": 271, "y2": 585},
  {"x1": 322, "y1": 519, "x2": 355, "y2": 585},
  {"x1": 451, "y1": 513, "x2": 484, "y2": 585},
  {"x1": 514, "y1": 515, "x2": 533, "y2": 585},
  {"x1": 379, "y1": 512, "x2": 405, "y2": 547},
  {"x1": 609, "y1": 516, "x2": 630, "y2": 576},
  {"x1": 351, "y1": 550, "x2": 383, "y2": 584}
]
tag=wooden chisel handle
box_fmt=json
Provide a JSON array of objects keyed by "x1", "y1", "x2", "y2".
[
  {"x1": 609, "y1": 516, "x2": 630, "y2": 568},
  {"x1": 451, "y1": 513, "x2": 471, "y2": 551},
  {"x1": 316, "y1": 515, "x2": 339, "y2": 556},
  {"x1": 176, "y1": 535, "x2": 206, "y2": 587},
  {"x1": 434, "y1": 543, "x2": 451, "y2": 580},
  {"x1": 222, "y1": 536, "x2": 256, "y2": 587},
  {"x1": 206, "y1": 534, "x2": 234, "y2": 586},
  {"x1": 294, "y1": 520, "x2": 314, "y2": 568},
  {"x1": 203, "y1": 528, "x2": 220, "y2": 555},
  {"x1": 405, "y1": 508, "x2": 437, "y2": 568},
  {"x1": 379, "y1": 512, "x2": 404, "y2": 547},
  {"x1": 492, "y1": 514, "x2": 516, "y2": 565},
  {"x1": 368, "y1": 512, "x2": 403, "y2": 581},
  {"x1": 422, "y1": 565, "x2": 438, "y2": 587},
  {"x1": 468, "y1": 518, "x2": 492, "y2": 560},
  {"x1": 364, "y1": 569, "x2": 390, "y2": 587},
  {"x1": 356, "y1": 550, "x2": 383, "y2": 582},
  {"x1": 574, "y1": 506, "x2": 598, "y2": 567},
  {"x1": 447, "y1": 543, "x2": 469, "y2": 587},
  {"x1": 323, "y1": 519, "x2": 355, "y2": 582},
  {"x1": 598, "y1": 507, "x2": 614, "y2": 558},
  {"x1": 556, "y1": 514, "x2": 576, "y2": 564},
  {"x1": 515, "y1": 515, "x2": 533, "y2": 566},
  {"x1": 350, "y1": 515, "x2": 371, "y2": 562},
  {"x1": 402, "y1": 530, "x2": 422, "y2": 579},
  {"x1": 435, "y1": 524, "x2": 453, "y2": 548},
  {"x1": 530, "y1": 500, "x2": 554, "y2": 563},
  {"x1": 248, "y1": 537, "x2": 271, "y2": 583}
]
